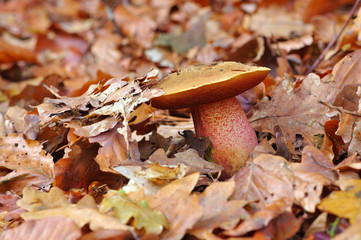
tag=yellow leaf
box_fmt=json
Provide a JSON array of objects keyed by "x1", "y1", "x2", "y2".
[
  {"x1": 100, "y1": 190, "x2": 168, "y2": 234},
  {"x1": 318, "y1": 179, "x2": 361, "y2": 224}
]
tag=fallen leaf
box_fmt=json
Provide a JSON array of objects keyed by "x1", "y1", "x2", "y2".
[
  {"x1": 114, "y1": 5, "x2": 156, "y2": 48},
  {"x1": 54, "y1": 140, "x2": 122, "y2": 191},
  {"x1": 189, "y1": 180, "x2": 249, "y2": 239},
  {"x1": 244, "y1": 6, "x2": 313, "y2": 38},
  {"x1": 262, "y1": 211, "x2": 302, "y2": 240},
  {"x1": 0, "y1": 216, "x2": 81, "y2": 240},
  {"x1": 291, "y1": 145, "x2": 337, "y2": 182},
  {"x1": 233, "y1": 154, "x2": 326, "y2": 213},
  {"x1": 147, "y1": 173, "x2": 203, "y2": 240},
  {"x1": 17, "y1": 186, "x2": 132, "y2": 232},
  {"x1": 90, "y1": 123, "x2": 140, "y2": 173},
  {"x1": 232, "y1": 155, "x2": 294, "y2": 209},
  {"x1": 0, "y1": 134, "x2": 54, "y2": 179},
  {"x1": 249, "y1": 73, "x2": 338, "y2": 142},
  {"x1": 100, "y1": 190, "x2": 168, "y2": 234},
  {"x1": 0, "y1": 193, "x2": 23, "y2": 221},
  {"x1": 224, "y1": 198, "x2": 292, "y2": 236},
  {"x1": 304, "y1": 212, "x2": 328, "y2": 238},
  {"x1": 318, "y1": 179, "x2": 361, "y2": 224},
  {"x1": 79, "y1": 229, "x2": 134, "y2": 240}
]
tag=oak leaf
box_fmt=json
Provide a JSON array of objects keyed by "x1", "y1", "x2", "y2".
[
  {"x1": 100, "y1": 190, "x2": 168, "y2": 234},
  {"x1": 0, "y1": 216, "x2": 81, "y2": 240},
  {"x1": 249, "y1": 73, "x2": 338, "y2": 142},
  {"x1": 17, "y1": 186, "x2": 132, "y2": 232}
]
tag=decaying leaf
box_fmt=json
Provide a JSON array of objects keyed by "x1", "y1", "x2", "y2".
[
  {"x1": 36, "y1": 75, "x2": 163, "y2": 161},
  {"x1": 0, "y1": 134, "x2": 53, "y2": 178},
  {"x1": 54, "y1": 140, "x2": 122, "y2": 191},
  {"x1": 100, "y1": 190, "x2": 168, "y2": 234},
  {"x1": 115, "y1": 149, "x2": 221, "y2": 195},
  {"x1": 225, "y1": 198, "x2": 293, "y2": 237},
  {"x1": 0, "y1": 134, "x2": 54, "y2": 193},
  {"x1": 233, "y1": 153, "x2": 327, "y2": 213},
  {"x1": 189, "y1": 180, "x2": 249, "y2": 239},
  {"x1": 0, "y1": 216, "x2": 81, "y2": 240},
  {"x1": 0, "y1": 193, "x2": 23, "y2": 221},
  {"x1": 17, "y1": 186, "x2": 132, "y2": 232},
  {"x1": 244, "y1": 5, "x2": 314, "y2": 38},
  {"x1": 249, "y1": 73, "x2": 338, "y2": 142},
  {"x1": 90, "y1": 123, "x2": 140, "y2": 173},
  {"x1": 146, "y1": 173, "x2": 203, "y2": 240}
]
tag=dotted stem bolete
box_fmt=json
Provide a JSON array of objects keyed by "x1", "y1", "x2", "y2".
[{"x1": 151, "y1": 62, "x2": 270, "y2": 177}]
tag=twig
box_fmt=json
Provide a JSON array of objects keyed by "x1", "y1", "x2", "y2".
[
  {"x1": 305, "y1": 0, "x2": 361, "y2": 75},
  {"x1": 101, "y1": 0, "x2": 123, "y2": 36},
  {"x1": 319, "y1": 100, "x2": 361, "y2": 117}
]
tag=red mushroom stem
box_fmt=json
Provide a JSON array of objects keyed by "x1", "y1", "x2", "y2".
[{"x1": 191, "y1": 97, "x2": 257, "y2": 176}]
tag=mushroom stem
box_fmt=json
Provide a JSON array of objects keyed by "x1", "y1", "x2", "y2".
[{"x1": 191, "y1": 97, "x2": 257, "y2": 177}]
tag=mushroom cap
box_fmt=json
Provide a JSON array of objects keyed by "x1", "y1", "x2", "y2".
[{"x1": 151, "y1": 62, "x2": 270, "y2": 109}]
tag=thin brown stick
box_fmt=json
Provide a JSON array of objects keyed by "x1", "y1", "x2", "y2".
[
  {"x1": 319, "y1": 100, "x2": 361, "y2": 117},
  {"x1": 305, "y1": 0, "x2": 361, "y2": 75},
  {"x1": 101, "y1": 0, "x2": 123, "y2": 36}
]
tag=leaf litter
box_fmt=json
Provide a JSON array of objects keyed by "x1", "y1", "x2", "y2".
[{"x1": 2, "y1": 0, "x2": 361, "y2": 239}]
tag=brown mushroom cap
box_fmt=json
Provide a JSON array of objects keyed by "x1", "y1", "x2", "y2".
[{"x1": 151, "y1": 62, "x2": 270, "y2": 109}]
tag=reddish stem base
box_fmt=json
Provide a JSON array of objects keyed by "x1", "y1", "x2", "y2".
[{"x1": 191, "y1": 97, "x2": 258, "y2": 177}]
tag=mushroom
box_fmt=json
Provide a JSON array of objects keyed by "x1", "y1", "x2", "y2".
[{"x1": 151, "y1": 62, "x2": 270, "y2": 177}]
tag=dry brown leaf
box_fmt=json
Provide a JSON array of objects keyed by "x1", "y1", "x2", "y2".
[
  {"x1": 0, "y1": 134, "x2": 53, "y2": 193},
  {"x1": 189, "y1": 180, "x2": 249, "y2": 240},
  {"x1": 249, "y1": 73, "x2": 338, "y2": 142},
  {"x1": 0, "y1": 193, "x2": 23, "y2": 221},
  {"x1": 146, "y1": 173, "x2": 203, "y2": 240},
  {"x1": 233, "y1": 154, "x2": 326, "y2": 213},
  {"x1": 114, "y1": 5, "x2": 156, "y2": 48},
  {"x1": 232, "y1": 155, "x2": 294, "y2": 209},
  {"x1": 54, "y1": 140, "x2": 122, "y2": 191},
  {"x1": 0, "y1": 134, "x2": 53, "y2": 178},
  {"x1": 332, "y1": 84, "x2": 361, "y2": 144},
  {"x1": 224, "y1": 198, "x2": 292, "y2": 237},
  {"x1": 115, "y1": 149, "x2": 221, "y2": 195},
  {"x1": 294, "y1": 0, "x2": 354, "y2": 22},
  {"x1": 17, "y1": 186, "x2": 69, "y2": 211},
  {"x1": 0, "y1": 169, "x2": 52, "y2": 195},
  {"x1": 336, "y1": 154, "x2": 361, "y2": 171},
  {"x1": 150, "y1": 148, "x2": 223, "y2": 175},
  {"x1": 17, "y1": 186, "x2": 132, "y2": 232},
  {"x1": 80, "y1": 229, "x2": 134, "y2": 240},
  {"x1": 0, "y1": 38, "x2": 37, "y2": 64},
  {"x1": 304, "y1": 212, "x2": 327, "y2": 238},
  {"x1": 271, "y1": 35, "x2": 313, "y2": 53},
  {"x1": 90, "y1": 123, "x2": 140, "y2": 173},
  {"x1": 290, "y1": 145, "x2": 337, "y2": 182},
  {"x1": 37, "y1": 77, "x2": 162, "y2": 137},
  {"x1": 332, "y1": 50, "x2": 361, "y2": 87},
  {"x1": 0, "y1": 216, "x2": 81, "y2": 240},
  {"x1": 244, "y1": 6, "x2": 313, "y2": 38}
]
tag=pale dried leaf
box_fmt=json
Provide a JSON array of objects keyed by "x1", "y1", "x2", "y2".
[
  {"x1": 0, "y1": 216, "x2": 81, "y2": 240},
  {"x1": 147, "y1": 173, "x2": 203, "y2": 240},
  {"x1": 224, "y1": 198, "x2": 292, "y2": 236},
  {"x1": 249, "y1": 73, "x2": 338, "y2": 142},
  {"x1": 0, "y1": 134, "x2": 54, "y2": 179},
  {"x1": 18, "y1": 187, "x2": 131, "y2": 232},
  {"x1": 189, "y1": 180, "x2": 249, "y2": 239},
  {"x1": 244, "y1": 6, "x2": 313, "y2": 38}
]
